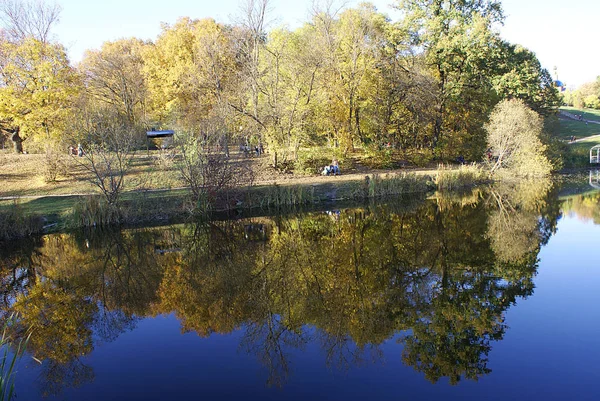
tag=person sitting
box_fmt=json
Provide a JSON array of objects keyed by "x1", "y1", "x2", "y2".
[
  {"x1": 331, "y1": 159, "x2": 341, "y2": 175},
  {"x1": 322, "y1": 164, "x2": 341, "y2": 176}
]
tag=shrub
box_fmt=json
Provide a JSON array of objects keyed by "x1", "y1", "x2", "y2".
[
  {"x1": 486, "y1": 99, "x2": 554, "y2": 177},
  {"x1": 0, "y1": 204, "x2": 44, "y2": 241},
  {"x1": 362, "y1": 146, "x2": 396, "y2": 169},
  {"x1": 294, "y1": 148, "x2": 335, "y2": 175},
  {"x1": 407, "y1": 150, "x2": 435, "y2": 168},
  {"x1": 42, "y1": 147, "x2": 67, "y2": 183}
]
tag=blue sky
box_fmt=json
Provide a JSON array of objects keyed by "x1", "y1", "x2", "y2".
[{"x1": 52, "y1": 0, "x2": 598, "y2": 88}]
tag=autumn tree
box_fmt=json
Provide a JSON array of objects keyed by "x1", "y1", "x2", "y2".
[
  {"x1": 79, "y1": 38, "x2": 149, "y2": 129},
  {"x1": 309, "y1": 4, "x2": 389, "y2": 154},
  {"x1": 144, "y1": 18, "x2": 241, "y2": 139},
  {"x1": 0, "y1": 0, "x2": 79, "y2": 153},
  {"x1": 0, "y1": 37, "x2": 79, "y2": 152},
  {"x1": 492, "y1": 42, "x2": 560, "y2": 116},
  {"x1": 486, "y1": 99, "x2": 553, "y2": 177}
]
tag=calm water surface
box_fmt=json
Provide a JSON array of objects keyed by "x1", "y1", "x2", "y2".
[{"x1": 2, "y1": 179, "x2": 600, "y2": 400}]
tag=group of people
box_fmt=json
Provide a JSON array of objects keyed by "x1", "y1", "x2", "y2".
[
  {"x1": 240, "y1": 143, "x2": 264, "y2": 157},
  {"x1": 322, "y1": 159, "x2": 341, "y2": 176},
  {"x1": 68, "y1": 144, "x2": 84, "y2": 157}
]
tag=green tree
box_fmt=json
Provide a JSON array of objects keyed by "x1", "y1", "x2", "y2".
[
  {"x1": 394, "y1": 0, "x2": 504, "y2": 158},
  {"x1": 492, "y1": 42, "x2": 560, "y2": 115}
]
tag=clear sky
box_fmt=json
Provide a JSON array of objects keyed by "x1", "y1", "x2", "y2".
[{"x1": 51, "y1": 0, "x2": 598, "y2": 88}]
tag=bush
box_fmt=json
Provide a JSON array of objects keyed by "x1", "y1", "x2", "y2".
[
  {"x1": 407, "y1": 150, "x2": 435, "y2": 168},
  {"x1": 362, "y1": 146, "x2": 397, "y2": 169},
  {"x1": 0, "y1": 204, "x2": 44, "y2": 241},
  {"x1": 42, "y1": 147, "x2": 67, "y2": 183},
  {"x1": 486, "y1": 99, "x2": 554, "y2": 177},
  {"x1": 294, "y1": 148, "x2": 335, "y2": 175}
]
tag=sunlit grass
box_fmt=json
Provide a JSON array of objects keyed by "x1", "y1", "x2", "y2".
[
  {"x1": 564, "y1": 136, "x2": 600, "y2": 167},
  {"x1": 561, "y1": 106, "x2": 600, "y2": 123},
  {"x1": 558, "y1": 119, "x2": 600, "y2": 140}
]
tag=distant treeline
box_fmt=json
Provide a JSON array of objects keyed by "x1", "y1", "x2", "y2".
[
  {"x1": 0, "y1": 0, "x2": 559, "y2": 165},
  {"x1": 562, "y1": 77, "x2": 600, "y2": 109}
]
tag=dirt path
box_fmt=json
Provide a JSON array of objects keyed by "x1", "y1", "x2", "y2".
[{"x1": 569, "y1": 134, "x2": 600, "y2": 144}]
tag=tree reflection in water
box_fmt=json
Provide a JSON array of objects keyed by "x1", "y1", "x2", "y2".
[{"x1": 0, "y1": 180, "x2": 562, "y2": 395}]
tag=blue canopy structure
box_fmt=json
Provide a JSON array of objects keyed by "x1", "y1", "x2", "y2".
[{"x1": 146, "y1": 130, "x2": 174, "y2": 138}]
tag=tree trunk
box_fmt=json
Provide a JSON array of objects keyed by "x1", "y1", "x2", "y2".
[{"x1": 10, "y1": 130, "x2": 23, "y2": 154}]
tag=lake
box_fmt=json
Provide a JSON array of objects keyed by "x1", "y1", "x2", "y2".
[{"x1": 2, "y1": 178, "x2": 600, "y2": 400}]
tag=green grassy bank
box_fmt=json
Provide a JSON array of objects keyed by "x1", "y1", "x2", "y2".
[{"x1": 0, "y1": 165, "x2": 488, "y2": 240}]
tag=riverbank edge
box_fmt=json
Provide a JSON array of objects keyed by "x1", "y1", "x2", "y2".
[{"x1": 1, "y1": 166, "x2": 489, "y2": 240}]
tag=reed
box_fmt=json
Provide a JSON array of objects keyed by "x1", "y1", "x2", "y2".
[
  {"x1": 361, "y1": 173, "x2": 432, "y2": 199},
  {"x1": 0, "y1": 203, "x2": 44, "y2": 241},
  {"x1": 1, "y1": 315, "x2": 29, "y2": 401},
  {"x1": 69, "y1": 196, "x2": 121, "y2": 227},
  {"x1": 434, "y1": 164, "x2": 489, "y2": 191},
  {"x1": 249, "y1": 183, "x2": 316, "y2": 209}
]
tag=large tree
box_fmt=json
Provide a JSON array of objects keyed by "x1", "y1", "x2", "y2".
[
  {"x1": 394, "y1": 0, "x2": 504, "y2": 157},
  {"x1": 0, "y1": 0, "x2": 79, "y2": 152},
  {"x1": 0, "y1": 37, "x2": 79, "y2": 152},
  {"x1": 79, "y1": 38, "x2": 149, "y2": 128}
]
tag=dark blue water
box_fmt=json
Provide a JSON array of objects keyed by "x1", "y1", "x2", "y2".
[{"x1": 4, "y1": 184, "x2": 600, "y2": 400}]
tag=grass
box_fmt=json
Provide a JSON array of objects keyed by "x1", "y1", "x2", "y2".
[
  {"x1": 0, "y1": 145, "x2": 491, "y2": 230},
  {"x1": 554, "y1": 107, "x2": 600, "y2": 167},
  {"x1": 564, "y1": 136, "x2": 600, "y2": 167},
  {"x1": 558, "y1": 119, "x2": 600, "y2": 140},
  {"x1": 561, "y1": 106, "x2": 600, "y2": 123},
  {"x1": 0, "y1": 150, "x2": 184, "y2": 197}
]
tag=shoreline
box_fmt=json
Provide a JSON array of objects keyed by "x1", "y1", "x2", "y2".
[{"x1": 0, "y1": 167, "x2": 489, "y2": 239}]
